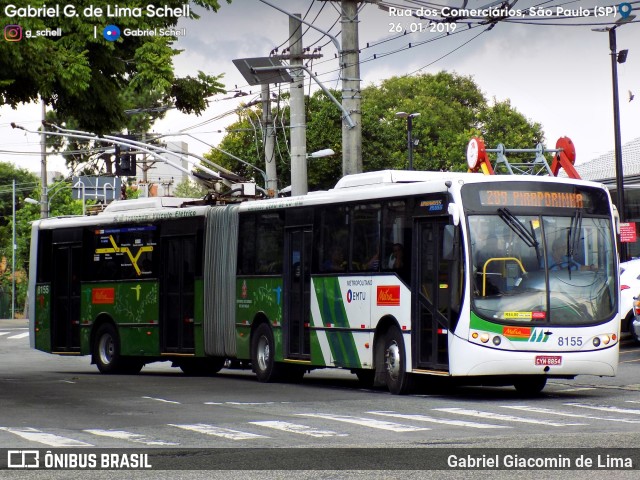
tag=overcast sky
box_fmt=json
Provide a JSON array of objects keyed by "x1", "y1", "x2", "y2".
[{"x1": 2, "y1": 0, "x2": 639, "y2": 177}]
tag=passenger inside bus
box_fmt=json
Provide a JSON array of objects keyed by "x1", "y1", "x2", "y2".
[
  {"x1": 547, "y1": 237, "x2": 595, "y2": 271},
  {"x1": 388, "y1": 243, "x2": 410, "y2": 282},
  {"x1": 322, "y1": 245, "x2": 346, "y2": 272}
]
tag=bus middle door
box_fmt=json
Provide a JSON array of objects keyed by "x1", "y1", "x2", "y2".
[
  {"x1": 283, "y1": 226, "x2": 312, "y2": 359},
  {"x1": 161, "y1": 234, "x2": 196, "y2": 354}
]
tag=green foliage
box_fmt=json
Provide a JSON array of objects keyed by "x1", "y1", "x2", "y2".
[
  {"x1": 0, "y1": 0, "x2": 231, "y2": 136},
  {"x1": 207, "y1": 72, "x2": 546, "y2": 191},
  {"x1": 0, "y1": 169, "x2": 88, "y2": 312},
  {"x1": 173, "y1": 178, "x2": 207, "y2": 198}
]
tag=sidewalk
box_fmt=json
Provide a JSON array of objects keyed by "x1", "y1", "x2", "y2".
[{"x1": 0, "y1": 318, "x2": 29, "y2": 328}]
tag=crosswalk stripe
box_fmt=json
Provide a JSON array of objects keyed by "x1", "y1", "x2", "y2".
[
  {"x1": 169, "y1": 423, "x2": 267, "y2": 440},
  {"x1": 296, "y1": 413, "x2": 428, "y2": 432},
  {"x1": 565, "y1": 403, "x2": 640, "y2": 416},
  {"x1": 0, "y1": 427, "x2": 93, "y2": 447},
  {"x1": 84, "y1": 429, "x2": 179, "y2": 445},
  {"x1": 368, "y1": 411, "x2": 510, "y2": 429},
  {"x1": 504, "y1": 405, "x2": 640, "y2": 424},
  {"x1": 7, "y1": 332, "x2": 29, "y2": 339},
  {"x1": 433, "y1": 408, "x2": 587, "y2": 426},
  {"x1": 0, "y1": 332, "x2": 10, "y2": 336},
  {"x1": 250, "y1": 420, "x2": 348, "y2": 437}
]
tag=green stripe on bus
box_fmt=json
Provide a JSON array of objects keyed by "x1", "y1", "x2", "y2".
[{"x1": 314, "y1": 277, "x2": 361, "y2": 368}]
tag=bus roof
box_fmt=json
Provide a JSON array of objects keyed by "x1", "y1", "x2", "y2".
[{"x1": 33, "y1": 170, "x2": 608, "y2": 228}]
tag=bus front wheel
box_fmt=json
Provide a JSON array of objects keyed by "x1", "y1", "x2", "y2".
[
  {"x1": 383, "y1": 326, "x2": 412, "y2": 395},
  {"x1": 514, "y1": 376, "x2": 547, "y2": 395},
  {"x1": 251, "y1": 323, "x2": 282, "y2": 382}
]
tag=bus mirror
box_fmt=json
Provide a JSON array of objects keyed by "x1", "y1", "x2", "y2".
[
  {"x1": 447, "y1": 203, "x2": 460, "y2": 226},
  {"x1": 443, "y1": 225, "x2": 456, "y2": 261}
]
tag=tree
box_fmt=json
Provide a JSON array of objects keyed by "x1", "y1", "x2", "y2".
[
  {"x1": 206, "y1": 72, "x2": 547, "y2": 191},
  {"x1": 173, "y1": 178, "x2": 207, "y2": 198},
  {"x1": 0, "y1": 0, "x2": 231, "y2": 136}
]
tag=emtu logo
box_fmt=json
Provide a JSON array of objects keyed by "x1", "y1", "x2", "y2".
[
  {"x1": 4, "y1": 25, "x2": 22, "y2": 42},
  {"x1": 103, "y1": 24, "x2": 120, "y2": 41}
]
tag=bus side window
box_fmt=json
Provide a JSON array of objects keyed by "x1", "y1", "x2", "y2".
[
  {"x1": 351, "y1": 203, "x2": 381, "y2": 271},
  {"x1": 318, "y1": 207, "x2": 348, "y2": 273}
]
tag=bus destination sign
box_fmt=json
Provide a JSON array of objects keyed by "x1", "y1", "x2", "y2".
[{"x1": 480, "y1": 190, "x2": 585, "y2": 209}]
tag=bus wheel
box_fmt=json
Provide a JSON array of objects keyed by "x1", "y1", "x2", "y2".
[
  {"x1": 94, "y1": 324, "x2": 124, "y2": 374},
  {"x1": 251, "y1": 323, "x2": 281, "y2": 382},
  {"x1": 383, "y1": 327, "x2": 412, "y2": 395},
  {"x1": 514, "y1": 376, "x2": 547, "y2": 396}
]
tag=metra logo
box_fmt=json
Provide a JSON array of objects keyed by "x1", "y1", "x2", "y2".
[
  {"x1": 377, "y1": 285, "x2": 400, "y2": 306},
  {"x1": 92, "y1": 288, "x2": 115, "y2": 304},
  {"x1": 503, "y1": 326, "x2": 531, "y2": 338}
]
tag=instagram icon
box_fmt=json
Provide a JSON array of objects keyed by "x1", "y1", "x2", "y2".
[{"x1": 4, "y1": 25, "x2": 23, "y2": 41}]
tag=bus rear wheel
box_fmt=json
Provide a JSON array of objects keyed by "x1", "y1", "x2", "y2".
[
  {"x1": 94, "y1": 324, "x2": 142, "y2": 374},
  {"x1": 251, "y1": 323, "x2": 282, "y2": 382},
  {"x1": 383, "y1": 326, "x2": 412, "y2": 395}
]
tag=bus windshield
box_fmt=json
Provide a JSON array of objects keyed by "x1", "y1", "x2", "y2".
[{"x1": 469, "y1": 213, "x2": 616, "y2": 326}]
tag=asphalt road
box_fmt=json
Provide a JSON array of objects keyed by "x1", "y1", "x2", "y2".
[{"x1": 1, "y1": 319, "x2": 640, "y2": 479}]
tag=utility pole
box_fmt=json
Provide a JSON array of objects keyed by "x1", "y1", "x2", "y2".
[
  {"x1": 261, "y1": 84, "x2": 277, "y2": 196},
  {"x1": 288, "y1": 14, "x2": 307, "y2": 196},
  {"x1": 40, "y1": 100, "x2": 48, "y2": 219},
  {"x1": 340, "y1": 0, "x2": 363, "y2": 175}
]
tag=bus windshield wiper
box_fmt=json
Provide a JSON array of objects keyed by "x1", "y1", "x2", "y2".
[
  {"x1": 497, "y1": 208, "x2": 540, "y2": 258},
  {"x1": 567, "y1": 210, "x2": 583, "y2": 278}
]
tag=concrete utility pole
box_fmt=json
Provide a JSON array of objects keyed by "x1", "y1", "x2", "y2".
[
  {"x1": 261, "y1": 84, "x2": 277, "y2": 196},
  {"x1": 340, "y1": 0, "x2": 363, "y2": 175},
  {"x1": 289, "y1": 14, "x2": 308, "y2": 196}
]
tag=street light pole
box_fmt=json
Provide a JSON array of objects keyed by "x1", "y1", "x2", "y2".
[
  {"x1": 609, "y1": 27, "x2": 625, "y2": 226},
  {"x1": 594, "y1": 14, "x2": 634, "y2": 261}
]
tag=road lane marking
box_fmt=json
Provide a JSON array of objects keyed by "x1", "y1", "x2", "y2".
[
  {"x1": 169, "y1": 423, "x2": 267, "y2": 440},
  {"x1": 206, "y1": 402, "x2": 275, "y2": 405},
  {"x1": 553, "y1": 387, "x2": 596, "y2": 392},
  {"x1": 433, "y1": 408, "x2": 587, "y2": 426},
  {"x1": 503, "y1": 405, "x2": 640, "y2": 424},
  {"x1": 7, "y1": 332, "x2": 29, "y2": 339},
  {"x1": 0, "y1": 427, "x2": 93, "y2": 447},
  {"x1": 249, "y1": 420, "x2": 348, "y2": 437},
  {"x1": 565, "y1": 403, "x2": 640, "y2": 415},
  {"x1": 0, "y1": 332, "x2": 10, "y2": 336},
  {"x1": 84, "y1": 429, "x2": 179, "y2": 445},
  {"x1": 368, "y1": 411, "x2": 509, "y2": 429},
  {"x1": 296, "y1": 413, "x2": 428, "y2": 432},
  {"x1": 141, "y1": 396, "x2": 181, "y2": 404}
]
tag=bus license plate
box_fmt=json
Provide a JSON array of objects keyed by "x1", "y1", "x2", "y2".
[{"x1": 535, "y1": 355, "x2": 562, "y2": 366}]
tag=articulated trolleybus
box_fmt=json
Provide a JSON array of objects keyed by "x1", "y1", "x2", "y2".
[{"x1": 28, "y1": 143, "x2": 619, "y2": 395}]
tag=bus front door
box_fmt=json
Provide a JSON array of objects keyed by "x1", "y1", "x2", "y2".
[
  {"x1": 51, "y1": 243, "x2": 82, "y2": 353},
  {"x1": 413, "y1": 218, "x2": 452, "y2": 371},
  {"x1": 161, "y1": 235, "x2": 196, "y2": 353},
  {"x1": 284, "y1": 227, "x2": 312, "y2": 359}
]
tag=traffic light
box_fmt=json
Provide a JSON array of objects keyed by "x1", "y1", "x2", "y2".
[{"x1": 114, "y1": 142, "x2": 137, "y2": 176}]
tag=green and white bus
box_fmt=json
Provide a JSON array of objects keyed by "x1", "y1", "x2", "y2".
[{"x1": 28, "y1": 170, "x2": 620, "y2": 394}]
